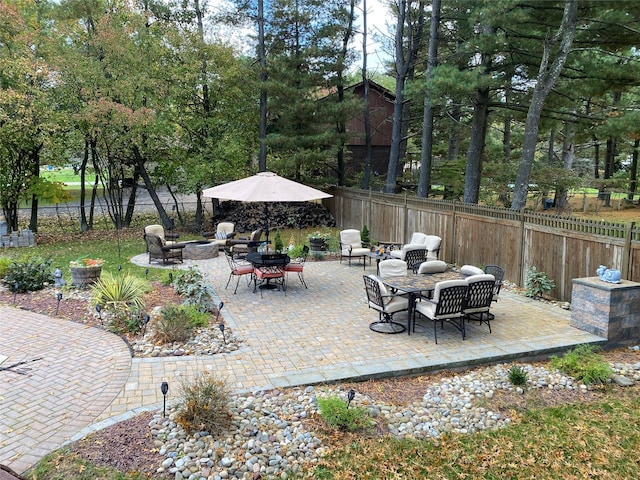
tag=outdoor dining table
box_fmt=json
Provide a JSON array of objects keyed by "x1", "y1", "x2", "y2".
[
  {"x1": 246, "y1": 252, "x2": 290, "y2": 291},
  {"x1": 380, "y1": 270, "x2": 466, "y2": 335}
]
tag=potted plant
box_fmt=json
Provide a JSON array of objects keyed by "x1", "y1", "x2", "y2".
[
  {"x1": 70, "y1": 258, "x2": 104, "y2": 287},
  {"x1": 308, "y1": 231, "x2": 331, "y2": 252}
]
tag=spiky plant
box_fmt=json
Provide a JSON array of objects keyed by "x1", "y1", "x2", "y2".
[{"x1": 91, "y1": 273, "x2": 148, "y2": 333}]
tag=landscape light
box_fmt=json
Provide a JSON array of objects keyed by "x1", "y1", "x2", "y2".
[
  {"x1": 161, "y1": 381, "x2": 169, "y2": 417},
  {"x1": 56, "y1": 292, "x2": 63, "y2": 315},
  {"x1": 347, "y1": 389, "x2": 355, "y2": 408}
]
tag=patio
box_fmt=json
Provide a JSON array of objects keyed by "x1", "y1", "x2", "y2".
[
  {"x1": 0, "y1": 253, "x2": 606, "y2": 474},
  {"x1": 195, "y1": 254, "x2": 605, "y2": 389}
]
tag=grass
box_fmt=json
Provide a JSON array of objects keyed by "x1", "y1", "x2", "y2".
[
  {"x1": 30, "y1": 449, "x2": 149, "y2": 480},
  {"x1": 312, "y1": 391, "x2": 640, "y2": 479},
  {"x1": 0, "y1": 222, "x2": 343, "y2": 286}
]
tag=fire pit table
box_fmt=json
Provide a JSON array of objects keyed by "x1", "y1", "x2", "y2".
[{"x1": 182, "y1": 240, "x2": 219, "y2": 260}]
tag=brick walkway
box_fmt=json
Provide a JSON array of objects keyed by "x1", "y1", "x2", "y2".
[{"x1": 0, "y1": 256, "x2": 604, "y2": 474}]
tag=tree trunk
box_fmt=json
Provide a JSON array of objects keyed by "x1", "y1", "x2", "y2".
[
  {"x1": 360, "y1": 0, "x2": 372, "y2": 190},
  {"x1": 418, "y1": 0, "x2": 441, "y2": 198},
  {"x1": 133, "y1": 147, "x2": 171, "y2": 228},
  {"x1": 463, "y1": 85, "x2": 490, "y2": 204},
  {"x1": 628, "y1": 138, "x2": 639, "y2": 201},
  {"x1": 554, "y1": 118, "x2": 575, "y2": 210},
  {"x1": 28, "y1": 146, "x2": 41, "y2": 233},
  {"x1": 384, "y1": 0, "x2": 425, "y2": 194},
  {"x1": 511, "y1": 0, "x2": 578, "y2": 211},
  {"x1": 79, "y1": 138, "x2": 90, "y2": 232}
]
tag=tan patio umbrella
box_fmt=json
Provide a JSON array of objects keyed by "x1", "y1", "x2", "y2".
[{"x1": 201, "y1": 171, "x2": 332, "y2": 243}]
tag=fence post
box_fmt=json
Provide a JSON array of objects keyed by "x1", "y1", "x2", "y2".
[
  {"x1": 622, "y1": 221, "x2": 634, "y2": 279},
  {"x1": 403, "y1": 192, "x2": 408, "y2": 243},
  {"x1": 451, "y1": 201, "x2": 457, "y2": 265}
]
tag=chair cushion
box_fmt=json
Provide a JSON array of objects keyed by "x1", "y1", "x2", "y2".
[
  {"x1": 424, "y1": 235, "x2": 441, "y2": 251},
  {"x1": 389, "y1": 250, "x2": 402, "y2": 259},
  {"x1": 379, "y1": 259, "x2": 407, "y2": 277},
  {"x1": 217, "y1": 222, "x2": 235, "y2": 234},
  {"x1": 342, "y1": 247, "x2": 369, "y2": 256},
  {"x1": 285, "y1": 262, "x2": 303, "y2": 272},
  {"x1": 255, "y1": 267, "x2": 284, "y2": 279},
  {"x1": 465, "y1": 273, "x2": 495, "y2": 284},
  {"x1": 215, "y1": 231, "x2": 228, "y2": 240},
  {"x1": 384, "y1": 295, "x2": 409, "y2": 313},
  {"x1": 409, "y1": 232, "x2": 428, "y2": 245},
  {"x1": 233, "y1": 265, "x2": 254, "y2": 275},
  {"x1": 418, "y1": 260, "x2": 447, "y2": 274},
  {"x1": 432, "y1": 279, "x2": 467, "y2": 303},
  {"x1": 340, "y1": 229, "x2": 362, "y2": 248},
  {"x1": 461, "y1": 265, "x2": 484, "y2": 276}
]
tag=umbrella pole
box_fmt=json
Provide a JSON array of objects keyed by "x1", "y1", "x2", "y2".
[{"x1": 264, "y1": 203, "x2": 270, "y2": 247}]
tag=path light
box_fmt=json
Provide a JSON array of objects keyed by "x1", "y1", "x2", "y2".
[
  {"x1": 145, "y1": 268, "x2": 149, "y2": 279},
  {"x1": 219, "y1": 323, "x2": 226, "y2": 344},
  {"x1": 161, "y1": 381, "x2": 169, "y2": 417},
  {"x1": 96, "y1": 304, "x2": 102, "y2": 325},
  {"x1": 13, "y1": 282, "x2": 18, "y2": 304},
  {"x1": 168, "y1": 272, "x2": 173, "y2": 282},
  {"x1": 142, "y1": 313, "x2": 150, "y2": 336},
  {"x1": 215, "y1": 301, "x2": 224, "y2": 323},
  {"x1": 118, "y1": 264, "x2": 122, "y2": 272},
  {"x1": 347, "y1": 389, "x2": 355, "y2": 408},
  {"x1": 56, "y1": 292, "x2": 63, "y2": 316}
]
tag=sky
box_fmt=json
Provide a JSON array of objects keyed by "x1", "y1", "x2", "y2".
[{"x1": 208, "y1": 0, "x2": 393, "y2": 74}]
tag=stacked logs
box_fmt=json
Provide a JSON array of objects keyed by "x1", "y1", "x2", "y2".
[{"x1": 209, "y1": 201, "x2": 335, "y2": 234}]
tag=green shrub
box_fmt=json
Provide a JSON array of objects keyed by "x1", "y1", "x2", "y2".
[
  {"x1": 154, "y1": 303, "x2": 209, "y2": 343},
  {"x1": 0, "y1": 256, "x2": 12, "y2": 279},
  {"x1": 171, "y1": 267, "x2": 216, "y2": 312},
  {"x1": 1, "y1": 255, "x2": 53, "y2": 292},
  {"x1": 274, "y1": 229, "x2": 284, "y2": 253},
  {"x1": 508, "y1": 365, "x2": 528, "y2": 386},
  {"x1": 361, "y1": 225, "x2": 370, "y2": 244},
  {"x1": 91, "y1": 273, "x2": 148, "y2": 333},
  {"x1": 525, "y1": 266, "x2": 555, "y2": 298},
  {"x1": 550, "y1": 344, "x2": 613, "y2": 386},
  {"x1": 176, "y1": 373, "x2": 232, "y2": 436},
  {"x1": 288, "y1": 244, "x2": 304, "y2": 258},
  {"x1": 317, "y1": 395, "x2": 374, "y2": 432}
]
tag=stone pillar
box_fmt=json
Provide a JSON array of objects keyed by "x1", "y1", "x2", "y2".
[{"x1": 570, "y1": 277, "x2": 640, "y2": 344}]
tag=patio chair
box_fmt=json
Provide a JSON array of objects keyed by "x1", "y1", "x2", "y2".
[
  {"x1": 414, "y1": 279, "x2": 468, "y2": 343},
  {"x1": 145, "y1": 233, "x2": 185, "y2": 265},
  {"x1": 463, "y1": 274, "x2": 496, "y2": 333},
  {"x1": 143, "y1": 224, "x2": 179, "y2": 253},
  {"x1": 224, "y1": 250, "x2": 254, "y2": 294},
  {"x1": 253, "y1": 253, "x2": 288, "y2": 297},
  {"x1": 229, "y1": 228, "x2": 263, "y2": 258},
  {"x1": 203, "y1": 222, "x2": 236, "y2": 247},
  {"x1": 363, "y1": 274, "x2": 408, "y2": 334},
  {"x1": 389, "y1": 234, "x2": 441, "y2": 262},
  {"x1": 339, "y1": 229, "x2": 370, "y2": 269},
  {"x1": 284, "y1": 245, "x2": 309, "y2": 288},
  {"x1": 484, "y1": 265, "x2": 505, "y2": 303}
]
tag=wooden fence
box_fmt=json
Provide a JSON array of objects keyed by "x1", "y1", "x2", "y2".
[{"x1": 326, "y1": 187, "x2": 640, "y2": 302}]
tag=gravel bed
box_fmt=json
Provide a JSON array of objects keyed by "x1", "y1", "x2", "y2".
[{"x1": 150, "y1": 352, "x2": 640, "y2": 480}]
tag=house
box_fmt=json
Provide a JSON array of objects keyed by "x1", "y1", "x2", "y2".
[{"x1": 344, "y1": 80, "x2": 395, "y2": 177}]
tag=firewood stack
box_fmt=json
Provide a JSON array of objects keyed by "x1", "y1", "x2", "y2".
[{"x1": 209, "y1": 201, "x2": 336, "y2": 234}]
